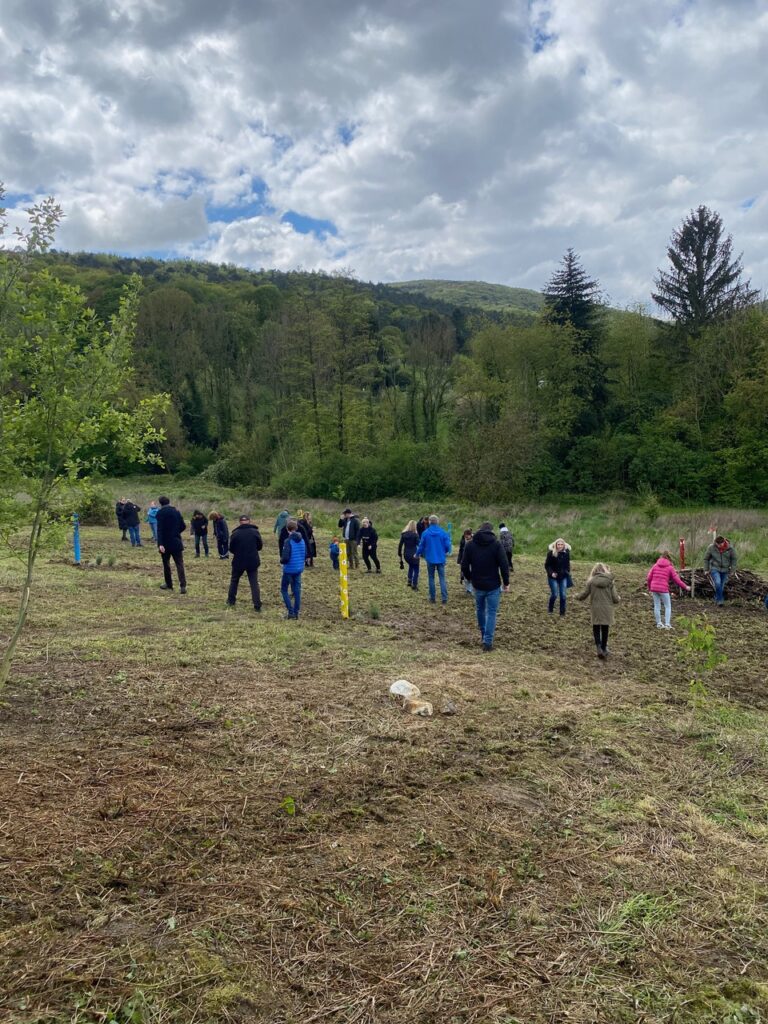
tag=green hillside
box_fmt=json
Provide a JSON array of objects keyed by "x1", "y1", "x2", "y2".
[{"x1": 391, "y1": 278, "x2": 545, "y2": 313}]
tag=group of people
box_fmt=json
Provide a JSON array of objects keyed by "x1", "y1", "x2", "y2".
[{"x1": 114, "y1": 497, "x2": 748, "y2": 654}]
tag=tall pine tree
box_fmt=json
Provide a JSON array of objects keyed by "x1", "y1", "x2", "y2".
[{"x1": 652, "y1": 205, "x2": 758, "y2": 332}]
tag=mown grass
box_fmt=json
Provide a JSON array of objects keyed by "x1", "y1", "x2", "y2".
[{"x1": 1, "y1": 517, "x2": 768, "y2": 1023}]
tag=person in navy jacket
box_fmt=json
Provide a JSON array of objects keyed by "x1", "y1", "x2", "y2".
[
  {"x1": 227, "y1": 515, "x2": 263, "y2": 611},
  {"x1": 155, "y1": 496, "x2": 187, "y2": 593}
]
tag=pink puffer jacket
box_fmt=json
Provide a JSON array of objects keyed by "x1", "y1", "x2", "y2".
[{"x1": 647, "y1": 557, "x2": 687, "y2": 593}]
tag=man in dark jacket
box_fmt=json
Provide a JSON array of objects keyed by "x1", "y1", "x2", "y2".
[
  {"x1": 115, "y1": 498, "x2": 128, "y2": 541},
  {"x1": 227, "y1": 516, "x2": 263, "y2": 611},
  {"x1": 338, "y1": 508, "x2": 360, "y2": 569},
  {"x1": 461, "y1": 522, "x2": 510, "y2": 652},
  {"x1": 155, "y1": 496, "x2": 187, "y2": 593},
  {"x1": 122, "y1": 499, "x2": 142, "y2": 547}
]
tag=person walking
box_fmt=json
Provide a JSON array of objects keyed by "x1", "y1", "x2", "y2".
[
  {"x1": 704, "y1": 535, "x2": 738, "y2": 606},
  {"x1": 499, "y1": 523, "x2": 515, "y2": 571},
  {"x1": 576, "y1": 563, "x2": 620, "y2": 659},
  {"x1": 210, "y1": 511, "x2": 230, "y2": 559},
  {"x1": 146, "y1": 501, "x2": 159, "y2": 543},
  {"x1": 545, "y1": 538, "x2": 572, "y2": 616},
  {"x1": 457, "y1": 528, "x2": 474, "y2": 595},
  {"x1": 190, "y1": 510, "x2": 210, "y2": 557},
  {"x1": 156, "y1": 496, "x2": 187, "y2": 593},
  {"x1": 359, "y1": 518, "x2": 381, "y2": 573},
  {"x1": 274, "y1": 509, "x2": 290, "y2": 547},
  {"x1": 122, "y1": 499, "x2": 142, "y2": 547},
  {"x1": 398, "y1": 520, "x2": 421, "y2": 590},
  {"x1": 227, "y1": 515, "x2": 263, "y2": 611},
  {"x1": 416, "y1": 514, "x2": 452, "y2": 604},
  {"x1": 416, "y1": 515, "x2": 430, "y2": 538},
  {"x1": 461, "y1": 522, "x2": 510, "y2": 652},
  {"x1": 115, "y1": 497, "x2": 128, "y2": 542},
  {"x1": 297, "y1": 510, "x2": 315, "y2": 568},
  {"x1": 338, "y1": 508, "x2": 361, "y2": 569},
  {"x1": 647, "y1": 551, "x2": 690, "y2": 628},
  {"x1": 280, "y1": 518, "x2": 306, "y2": 619}
]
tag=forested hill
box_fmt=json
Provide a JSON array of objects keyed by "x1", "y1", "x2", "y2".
[
  {"x1": 391, "y1": 279, "x2": 544, "y2": 316},
  {"x1": 36, "y1": 249, "x2": 768, "y2": 507}
]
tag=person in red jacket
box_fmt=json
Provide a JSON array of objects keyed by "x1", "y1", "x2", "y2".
[{"x1": 647, "y1": 551, "x2": 690, "y2": 629}]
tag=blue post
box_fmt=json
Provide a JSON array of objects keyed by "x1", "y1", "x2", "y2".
[
  {"x1": 447, "y1": 521, "x2": 453, "y2": 541},
  {"x1": 73, "y1": 512, "x2": 81, "y2": 565}
]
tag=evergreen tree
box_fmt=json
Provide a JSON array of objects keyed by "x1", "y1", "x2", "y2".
[
  {"x1": 652, "y1": 205, "x2": 758, "y2": 331},
  {"x1": 543, "y1": 248, "x2": 603, "y2": 344}
]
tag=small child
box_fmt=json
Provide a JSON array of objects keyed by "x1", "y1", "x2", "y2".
[
  {"x1": 576, "y1": 562, "x2": 621, "y2": 660},
  {"x1": 329, "y1": 537, "x2": 340, "y2": 571},
  {"x1": 647, "y1": 551, "x2": 690, "y2": 629},
  {"x1": 457, "y1": 528, "x2": 474, "y2": 595}
]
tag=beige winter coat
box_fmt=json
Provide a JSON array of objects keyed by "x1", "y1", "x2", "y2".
[{"x1": 576, "y1": 572, "x2": 621, "y2": 625}]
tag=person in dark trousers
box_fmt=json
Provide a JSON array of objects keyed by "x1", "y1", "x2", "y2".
[
  {"x1": 146, "y1": 501, "x2": 159, "y2": 543},
  {"x1": 499, "y1": 523, "x2": 515, "y2": 570},
  {"x1": 416, "y1": 515, "x2": 430, "y2": 537},
  {"x1": 338, "y1": 508, "x2": 361, "y2": 569},
  {"x1": 227, "y1": 515, "x2": 263, "y2": 611},
  {"x1": 156, "y1": 496, "x2": 187, "y2": 593},
  {"x1": 398, "y1": 520, "x2": 420, "y2": 590},
  {"x1": 297, "y1": 510, "x2": 315, "y2": 567},
  {"x1": 577, "y1": 562, "x2": 621, "y2": 659},
  {"x1": 461, "y1": 522, "x2": 510, "y2": 651},
  {"x1": 191, "y1": 510, "x2": 209, "y2": 557},
  {"x1": 274, "y1": 509, "x2": 290, "y2": 548},
  {"x1": 115, "y1": 497, "x2": 128, "y2": 541},
  {"x1": 280, "y1": 519, "x2": 306, "y2": 619},
  {"x1": 329, "y1": 537, "x2": 340, "y2": 571},
  {"x1": 457, "y1": 528, "x2": 474, "y2": 595},
  {"x1": 545, "y1": 538, "x2": 572, "y2": 616},
  {"x1": 359, "y1": 517, "x2": 381, "y2": 573},
  {"x1": 122, "y1": 499, "x2": 142, "y2": 547},
  {"x1": 416, "y1": 514, "x2": 452, "y2": 604},
  {"x1": 210, "y1": 511, "x2": 230, "y2": 559}
]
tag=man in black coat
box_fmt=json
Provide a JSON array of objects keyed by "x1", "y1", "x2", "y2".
[
  {"x1": 227, "y1": 515, "x2": 263, "y2": 611},
  {"x1": 115, "y1": 498, "x2": 128, "y2": 541},
  {"x1": 461, "y1": 522, "x2": 510, "y2": 652},
  {"x1": 155, "y1": 496, "x2": 187, "y2": 593},
  {"x1": 122, "y1": 499, "x2": 142, "y2": 547},
  {"x1": 338, "y1": 508, "x2": 361, "y2": 569}
]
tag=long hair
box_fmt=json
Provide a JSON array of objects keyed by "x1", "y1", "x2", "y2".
[
  {"x1": 404, "y1": 519, "x2": 416, "y2": 532},
  {"x1": 548, "y1": 537, "x2": 571, "y2": 553},
  {"x1": 589, "y1": 562, "x2": 610, "y2": 579}
]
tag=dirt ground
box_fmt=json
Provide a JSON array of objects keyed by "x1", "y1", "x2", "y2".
[{"x1": 1, "y1": 527, "x2": 768, "y2": 1023}]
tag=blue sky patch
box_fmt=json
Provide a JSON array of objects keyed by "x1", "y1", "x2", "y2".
[
  {"x1": 741, "y1": 196, "x2": 757, "y2": 210},
  {"x1": 281, "y1": 210, "x2": 338, "y2": 238},
  {"x1": 206, "y1": 178, "x2": 273, "y2": 223},
  {"x1": 337, "y1": 122, "x2": 357, "y2": 146},
  {"x1": 532, "y1": 27, "x2": 556, "y2": 52}
]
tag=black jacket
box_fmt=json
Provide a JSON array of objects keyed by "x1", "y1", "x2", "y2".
[
  {"x1": 156, "y1": 505, "x2": 186, "y2": 553},
  {"x1": 122, "y1": 501, "x2": 140, "y2": 528},
  {"x1": 191, "y1": 513, "x2": 208, "y2": 536},
  {"x1": 115, "y1": 501, "x2": 127, "y2": 528},
  {"x1": 338, "y1": 515, "x2": 361, "y2": 542},
  {"x1": 545, "y1": 549, "x2": 571, "y2": 580},
  {"x1": 212, "y1": 516, "x2": 229, "y2": 544},
  {"x1": 229, "y1": 523, "x2": 263, "y2": 570},
  {"x1": 417, "y1": 519, "x2": 429, "y2": 536},
  {"x1": 461, "y1": 529, "x2": 510, "y2": 591},
  {"x1": 457, "y1": 536, "x2": 471, "y2": 564},
  {"x1": 359, "y1": 525, "x2": 378, "y2": 550},
  {"x1": 398, "y1": 530, "x2": 419, "y2": 559}
]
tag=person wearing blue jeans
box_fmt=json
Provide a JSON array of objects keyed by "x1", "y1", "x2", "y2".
[
  {"x1": 280, "y1": 519, "x2": 306, "y2": 619},
  {"x1": 122, "y1": 500, "x2": 142, "y2": 547},
  {"x1": 416, "y1": 515, "x2": 452, "y2": 604},
  {"x1": 704, "y1": 536, "x2": 737, "y2": 606},
  {"x1": 461, "y1": 522, "x2": 510, "y2": 652},
  {"x1": 545, "y1": 538, "x2": 571, "y2": 616}
]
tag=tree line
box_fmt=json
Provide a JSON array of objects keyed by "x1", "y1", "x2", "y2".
[{"x1": 42, "y1": 204, "x2": 768, "y2": 505}]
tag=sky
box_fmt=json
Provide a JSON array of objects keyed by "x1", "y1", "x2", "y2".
[{"x1": 1, "y1": 0, "x2": 766, "y2": 307}]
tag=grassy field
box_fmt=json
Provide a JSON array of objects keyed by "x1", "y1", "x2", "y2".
[{"x1": 1, "y1": 511, "x2": 768, "y2": 1023}]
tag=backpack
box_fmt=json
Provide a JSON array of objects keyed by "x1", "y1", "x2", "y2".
[{"x1": 500, "y1": 531, "x2": 515, "y2": 555}]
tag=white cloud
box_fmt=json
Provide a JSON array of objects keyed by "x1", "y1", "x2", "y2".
[{"x1": 0, "y1": 0, "x2": 766, "y2": 303}]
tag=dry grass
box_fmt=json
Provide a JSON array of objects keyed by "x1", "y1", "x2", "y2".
[{"x1": 1, "y1": 526, "x2": 768, "y2": 1023}]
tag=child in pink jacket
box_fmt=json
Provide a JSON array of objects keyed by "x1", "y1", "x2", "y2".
[{"x1": 647, "y1": 551, "x2": 690, "y2": 629}]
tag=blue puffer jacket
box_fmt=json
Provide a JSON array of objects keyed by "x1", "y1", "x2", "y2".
[
  {"x1": 281, "y1": 532, "x2": 306, "y2": 574},
  {"x1": 416, "y1": 524, "x2": 452, "y2": 564}
]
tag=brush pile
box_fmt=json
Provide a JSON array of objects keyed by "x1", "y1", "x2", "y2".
[{"x1": 677, "y1": 568, "x2": 768, "y2": 601}]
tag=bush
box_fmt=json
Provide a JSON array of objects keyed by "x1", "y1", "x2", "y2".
[{"x1": 174, "y1": 446, "x2": 217, "y2": 480}]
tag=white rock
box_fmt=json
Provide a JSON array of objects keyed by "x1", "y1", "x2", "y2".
[{"x1": 389, "y1": 679, "x2": 420, "y2": 699}]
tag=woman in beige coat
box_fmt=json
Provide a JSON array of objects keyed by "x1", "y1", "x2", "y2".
[{"x1": 577, "y1": 562, "x2": 621, "y2": 659}]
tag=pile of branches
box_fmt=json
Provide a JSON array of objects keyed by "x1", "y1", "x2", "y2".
[{"x1": 678, "y1": 568, "x2": 768, "y2": 602}]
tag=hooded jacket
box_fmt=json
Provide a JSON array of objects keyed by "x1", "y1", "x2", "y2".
[
  {"x1": 461, "y1": 528, "x2": 510, "y2": 591},
  {"x1": 704, "y1": 541, "x2": 737, "y2": 573},
  {"x1": 416, "y1": 524, "x2": 452, "y2": 564},
  {"x1": 212, "y1": 515, "x2": 229, "y2": 545},
  {"x1": 576, "y1": 572, "x2": 621, "y2": 625},
  {"x1": 229, "y1": 523, "x2": 263, "y2": 570},
  {"x1": 281, "y1": 531, "x2": 306, "y2": 573},
  {"x1": 647, "y1": 557, "x2": 687, "y2": 593},
  {"x1": 359, "y1": 525, "x2": 378, "y2": 550},
  {"x1": 190, "y1": 512, "x2": 208, "y2": 536},
  {"x1": 545, "y1": 542, "x2": 571, "y2": 580},
  {"x1": 274, "y1": 510, "x2": 290, "y2": 535}
]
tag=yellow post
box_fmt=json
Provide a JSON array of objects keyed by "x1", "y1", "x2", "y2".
[{"x1": 339, "y1": 541, "x2": 350, "y2": 619}]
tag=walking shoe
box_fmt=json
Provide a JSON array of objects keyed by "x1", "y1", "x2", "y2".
[
  {"x1": 482, "y1": 644, "x2": 493, "y2": 653},
  {"x1": 180, "y1": 586, "x2": 187, "y2": 594},
  {"x1": 253, "y1": 606, "x2": 261, "y2": 613},
  {"x1": 602, "y1": 647, "x2": 609, "y2": 658},
  {"x1": 656, "y1": 622, "x2": 664, "y2": 629},
  {"x1": 596, "y1": 647, "x2": 605, "y2": 659},
  {"x1": 663, "y1": 624, "x2": 673, "y2": 630},
  {"x1": 159, "y1": 583, "x2": 172, "y2": 590}
]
